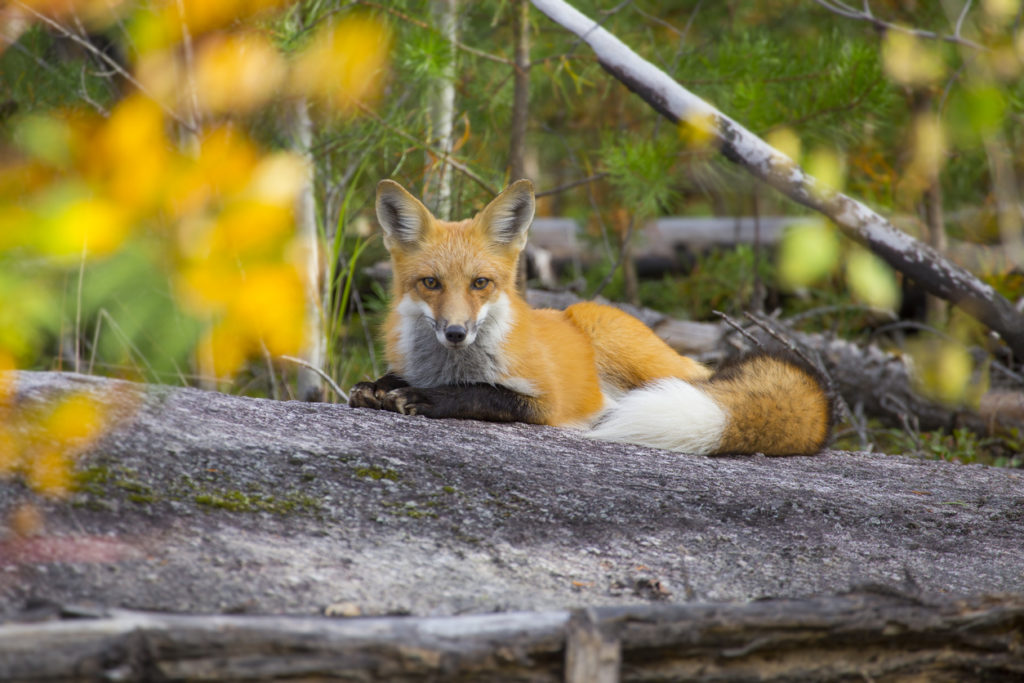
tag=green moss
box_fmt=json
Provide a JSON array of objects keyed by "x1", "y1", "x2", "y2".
[
  {"x1": 194, "y1": 488, "x2": 321, "y2": 514},
  {"x1": 355, "y1": 466, "x2": 400, "y2": 481}
]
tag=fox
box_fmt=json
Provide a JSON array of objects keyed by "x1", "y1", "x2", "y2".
[{"x1": 348, "y1": 178, "x2": 833, "y2": 456}]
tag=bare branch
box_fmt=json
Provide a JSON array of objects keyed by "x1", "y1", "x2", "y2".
[
  {"x1": 810, "y1": 0, "x2": 986, "y2": 51},
  {"x1": 279, "y1": 355, "x2": 346, "y2": 401},
  {"x1": 356, "y1": 102, "x2": 498, "y2": 196},
  {"x1": 14, "y1": 3, "x2": 195, "y2": 131}
]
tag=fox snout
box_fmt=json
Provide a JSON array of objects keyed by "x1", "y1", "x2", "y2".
[{"x1": 435, "y1": 318, "x2": 478, "y2": 348}]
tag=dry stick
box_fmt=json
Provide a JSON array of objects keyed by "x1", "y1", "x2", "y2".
[
  {"x1": 535, "y1": 172, "x2": 608, "y2": 198},
  {"x1": 279, "y1": 355, "x2": 347, "y2": 402},
  {"x1": 811, "y1": 0, "x2": 986, "y2": 51},
  {"x1": 712, "y1": 310, "x2": 762, "y2": 348},
  {"x1": 743, "y1": 311, "x2": 857, "y2": 435}
]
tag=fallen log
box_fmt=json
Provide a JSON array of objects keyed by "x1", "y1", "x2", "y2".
[{"x1": 1, "y1": 593, "x2": 1022, "y2": 681}]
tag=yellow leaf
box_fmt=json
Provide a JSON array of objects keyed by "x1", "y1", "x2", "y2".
[
  {"x1": 45, "y1": 197, "x2": 132, "y2": 257},
  {"x1": 909, "y1": 340, "x2": 973, "y2": 405},
  {"x1": 43, "y1": 393, "x2": 106, "y2": 446},
  {"x1": 214, "y1": 201, "x2": 294, "y2": 255},
  {"x1": 845, "y1": 247, "x2": 900, "y2": 312},
  {"x1": 199, "y1": 320, "x2": 250, "y2": 380},
  {"x1": 983, "y1": 0, "x2": 1020, "y2": 23},
  {"x1": 194, "y1": 31, "x2": 286, "y2": 114},
  {"x1": 908, "y1": 113, "x2": 947, "y2": 179},
  {"x1": 231, "y1": 265, "x2": 305, "y2": 356},
  {"x1": 678, "y1": 111, "x2": 717, "y2": 150},
  {"x1": 883, "y1": 32, "x2": 945, "y2": 86},
  {"x1": 765, "y1": 127, "x2": 801, "y2": 170},
  {"x1": 806, "y1": 147, "x2": 845, "y2": 198},
  {"x1": 245, "y1": 153, "x2": 307, "y2": 206},
  {"x1": 91, "y1": 95, "x2": 169, "y2": 211},
  {"x1": 27, "y1": 446, "x2": 73, "y2": 497},
  {"x1": 292, "y1": 15, "x2": 391, "y2": 112},
  {"x1": 778, "y1": 220, "x2": 840, "y2": 289}
]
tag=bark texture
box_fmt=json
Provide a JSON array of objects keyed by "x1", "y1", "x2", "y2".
[{"x1": 2, "y1": 594, "x2": 1022, "y2": 681}]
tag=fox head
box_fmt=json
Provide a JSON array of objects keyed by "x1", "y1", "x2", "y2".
[{"x1": 376, "y1": 179, "x2": 535, "y2": 352}]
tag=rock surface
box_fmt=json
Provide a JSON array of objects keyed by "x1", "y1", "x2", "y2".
[{"x1": 2, "y1": 370, "x2": 1022, "y2": 618}]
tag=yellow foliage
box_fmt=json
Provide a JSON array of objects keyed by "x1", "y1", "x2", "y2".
[
  {"x1": 845, "y1": 247, "x2": 900, "y2": 312},
  {"x1": 806, "y1": 147, "x2": 845, "y2": 198},
  {"x1": 882, "y1": 32, "x2": 945, "y2": 86},
  {"x1": 44, "y1": 197, "x2": 132, "y2": 257},
  {"x1": 292, "y1": 15, "x2": 392, "y2": 112},
  {"x1": 678, "y1": 111, "x2": 717, "y2": 150},
  {"x1": 983, "y1": 0, "x2": 1020, "y2": 23},
  {"x1": 908, "y1": 340, "x2": 976, "y2": 406},
  {"x1": 0, "y1": 390, "x2": 112, "y2": 498},
  {"x1": 778, "y1": 220, "x2": 841, "y2": 289},
  {"x1": 88, "y1": 95, "x2": 169, "y2": 211},
  {"x1": 765, "y1": 126, "x2": 801, "y2": 172},
  {"x1": 908, "y1": 113, "x2": 947, "y2": 180},
  {"x1": 195, "y1": 32, "x2": 287, "y2": 114},
  {"x1": 231, "y1": 264, "x2": 305, "y2": 357}
]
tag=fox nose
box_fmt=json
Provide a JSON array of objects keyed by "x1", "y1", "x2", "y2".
[{"x1": 444, "y1": 325, "x2": 467, "y2": 344}]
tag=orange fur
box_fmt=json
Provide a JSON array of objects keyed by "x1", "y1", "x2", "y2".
[{"x1": 365, "y1": 179, "x2": 832, "y2": 455}]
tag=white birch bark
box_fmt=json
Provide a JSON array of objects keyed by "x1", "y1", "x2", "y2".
[
  {"x1": 530, "y1": 0, "x2": 1024, "y2": 358},
  {"x1": 292, "y1": 98, "x2": 325, "y2": 402},
  {"x1": 425, "y1": 0, "x2": 458, "y2": 220}
]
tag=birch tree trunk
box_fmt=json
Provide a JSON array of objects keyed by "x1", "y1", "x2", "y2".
[
  {"x1": 510, "y1": 0, "x2": 532, "y2": 293},
  {"x1": 530, "y1": 0, "x2": 1024, "y2": 360},
  {"x1": 292, "y1": 98, "x2": 324, "y2": 402},
  {"x1": 424, "y1": 0, "x2": 458, "y2": 220}
]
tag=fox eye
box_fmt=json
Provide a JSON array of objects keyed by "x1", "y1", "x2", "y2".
[
  {"x1": 421, "y1": 277, "x2": 441, "y2": 290},
  {"x1": 471, "y1": 277, "x2": 490, "y2": 290}
]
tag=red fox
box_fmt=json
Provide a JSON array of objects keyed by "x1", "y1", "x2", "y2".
[{"x1": 349, "y1": 179, "x2": 833, "y2": 455}]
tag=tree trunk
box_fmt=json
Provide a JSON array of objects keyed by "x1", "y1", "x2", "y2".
[
  {"x1": 291, "y1": 98, "x2": 324, "y2": 402},
  {"x1": 424, "y1": 0, "x2": 458, "y2": 220},
  {"x1": 529, "y1": 0, "x2": 1024, "y2": 360},
  {"x1": 510, "y1": 0, "x2": 532, "y2": 293}
]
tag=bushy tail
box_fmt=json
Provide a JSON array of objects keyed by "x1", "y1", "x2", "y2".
[{"x1": 588, "y1": 352, "x2": 833, "y2": 456}]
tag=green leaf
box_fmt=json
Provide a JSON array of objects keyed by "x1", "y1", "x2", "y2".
[
  {"x1": 777, "y1": 220, "x2": 840, "y2": 288},
  {"x1": 845, "y1": 247, "x2": 900, "y2": 311}
]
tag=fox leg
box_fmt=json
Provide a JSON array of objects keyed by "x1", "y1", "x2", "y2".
[
  {"x1": 375, "y1": 384, "x2": 542, "y2": 423},
  {"x1": 348, "y1": 372, "x2": 410, "y2": 409}
]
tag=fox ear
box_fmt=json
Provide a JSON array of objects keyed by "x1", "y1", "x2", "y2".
[
  {"x1": 376, "y1": 180, "x2": 434, "y2": 251},
  {"x1": 478, "y1": 179, "x2": 535, "y2": 250}
]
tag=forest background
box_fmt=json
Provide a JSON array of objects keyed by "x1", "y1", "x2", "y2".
[{"x1": 2, "y1": 0, "x2": 1024, "y2": 503}]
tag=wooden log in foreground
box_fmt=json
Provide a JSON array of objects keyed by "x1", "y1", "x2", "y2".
[{"x1": 2, "y1": 593, "x2": 1022, "y2": 682}]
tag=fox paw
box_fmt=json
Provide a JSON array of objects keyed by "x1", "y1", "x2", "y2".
[
  {"x1": 382, "y1": 387, "x2": 433, "y2": 417},
  {"x1": 348, "y1": 382, "x2": 387, "y2": 410}
]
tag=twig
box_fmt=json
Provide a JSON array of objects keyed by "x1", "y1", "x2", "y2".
[
  {"x1": 810, "y1": 0, "x2": 987, "y2": 51},
  {"x1": 356, "y1": 0, "x2": 514, "y2": 66},
  {"x1": 712, "y1": 310, "x2": 761, "y2": 347},
  {"x1": 279, "y1": 356, "x2": 347, "y2": 402},
  {"x1": 743, "y1": 311, "x2": 849, "y2": 425},
  {"x1": 14, "y1": 2, "x2": 196, "y2": 131},
  {"x1": 535, "y1": 172, "x2": 608, "y2": 197},
  {"x1": 356, "y1": 102, "x2": 498, "y2": 196}
]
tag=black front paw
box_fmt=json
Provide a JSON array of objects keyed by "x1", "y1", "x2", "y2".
[
  {"x1": 349, "y1": 373, "x2": 410, "y2": 411},
  {"x1": 349, "y1": 381, "x2": 385, "y2": 409},
  {"x1": 382, "y1": 387, "x2": 434, "y2": 416}
]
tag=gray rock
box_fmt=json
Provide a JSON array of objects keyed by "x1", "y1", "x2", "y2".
[{"x1": 1, "y1": 370, "x2": 1022, "y2": 617}]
